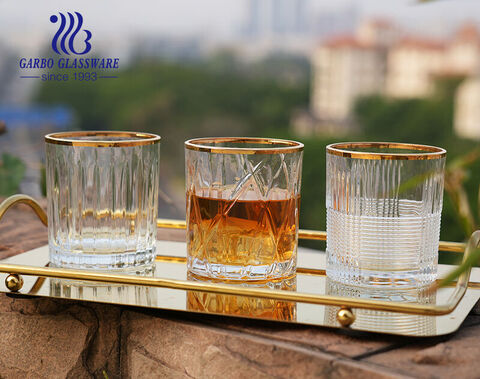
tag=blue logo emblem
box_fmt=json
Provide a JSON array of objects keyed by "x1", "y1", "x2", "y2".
[{"x1": 50, "y1": 12, "x2": 92, "y2": 55}]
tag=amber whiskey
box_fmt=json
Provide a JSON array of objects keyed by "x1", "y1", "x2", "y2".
[{"x1": 187, "y1": 190, "x2": 299, "y2": 281}]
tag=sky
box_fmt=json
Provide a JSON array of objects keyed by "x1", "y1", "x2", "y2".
[
  {"x1": 0, "y1": 0, "x2": 244, "y2": 38},
  {"x1": 1, "y1": 0, "x2": 480, "y2": 47}
]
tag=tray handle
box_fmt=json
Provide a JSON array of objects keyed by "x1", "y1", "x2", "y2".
[{"x1": 0, "y1": 194, "x2": 47, "y2": 227}]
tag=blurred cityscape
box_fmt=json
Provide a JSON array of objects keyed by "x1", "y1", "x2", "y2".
[
  {"x1": 302, "y1": 19, "x2": 480, "y2": 139},
  {"x1": 1, "y1": 0, "x2": 480, "y2": 243}
]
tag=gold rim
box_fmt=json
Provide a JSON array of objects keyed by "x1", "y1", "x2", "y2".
[
  {"x1": 45, "y1": 131, "x2": 161, "y2": 147},
  {"x1": 327, "y1": 142, "x2": 446, "y2": 160},
  {"x1": 185, "y1": 137, "x2": 304, "y2": 154}
]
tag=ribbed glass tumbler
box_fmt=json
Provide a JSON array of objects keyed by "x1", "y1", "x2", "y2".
[
  {"x1": 326, "y1": 142, "x2": 446, "y2": 288},
  {"x1": 45, "y1": 131, "x2": 160, "y2": 273},
  {"x1": 185, "y1": 137, "x2": 303, "y2": 282}
]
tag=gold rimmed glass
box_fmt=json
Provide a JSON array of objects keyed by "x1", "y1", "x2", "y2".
[
  {"x1": 45, "y1": 131, "x2": 160, "y2": 273},
  {"x1": 185, "y1": 137, "x2": 303, "y2": 282},
  {"x1": 326, "y1": 142, "x2": 446, "y2": 288}
]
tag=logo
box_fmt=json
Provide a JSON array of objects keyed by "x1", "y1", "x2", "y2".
[
  {"x1": 50, "y1": 12, "x2": 92, "y2": 55},
  {"x1": 18, "y1": 11, "x2": 119, "y2": 82}
]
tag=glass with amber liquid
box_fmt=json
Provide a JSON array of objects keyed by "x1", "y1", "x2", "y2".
[{"x1": 185, "y1": 137, "x2": 303, "y2": 282}]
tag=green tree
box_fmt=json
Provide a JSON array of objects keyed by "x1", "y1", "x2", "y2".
[{"x1": 0, "y1": 154, "x2": 25, "y2": 196}]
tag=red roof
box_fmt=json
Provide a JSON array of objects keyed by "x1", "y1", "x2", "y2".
[
  {"x1": 455, "y1": 22, "x2": 480, "y2": 42},
  {"x1": 367, "y1": 18, "x2": 394, "y2": 29},
  {"x1": 323, "y1": 35, "x2": 374, "y2": 49},
  {"x1": 394, "y1": 37, "x2": 445, "y2": 51}
]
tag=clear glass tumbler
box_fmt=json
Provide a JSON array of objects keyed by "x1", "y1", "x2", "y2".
[
  {"x1": 326, "y1": 142, "x2": 446, "y2": 288},
  {"x1": 45, "y1": 131, "x2": 160, "y2": 272},
  {"x1": 185, "y1": 137, "x2": 303, "y2": 282}
]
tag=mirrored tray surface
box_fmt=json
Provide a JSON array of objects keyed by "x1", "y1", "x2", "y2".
[{"x1": 1, "y1": 240, "x2": 479, "y2": 338}]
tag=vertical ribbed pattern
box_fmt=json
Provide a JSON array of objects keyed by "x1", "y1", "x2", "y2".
[
  {"x1": 47, "y1": 142, "x2": 159, "y2": 272},
  {"x1": 326, "y1": 153, "x2": 445, "y2": 288}
]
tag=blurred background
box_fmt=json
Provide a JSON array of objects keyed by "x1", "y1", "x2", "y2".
[{"x1": 1, "y1": 0, "x2": 480, "y2": 251}]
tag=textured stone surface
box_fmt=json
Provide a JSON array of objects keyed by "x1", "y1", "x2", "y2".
[
  {"x1": 0, "y1": 310, "x2": 87, "y2": 378},
  {"x1": 366, "y1": 321, "x2": 480, "y2": 378},
  {"x1": 191, "y1": 314, "x2": 400, "y2": 359},
  {"x1": 0, "y1": 294, "x2": 121, "y2": 378},
  {"x1": 122, "y1": 311, "x2": 406, "y2": 379}
]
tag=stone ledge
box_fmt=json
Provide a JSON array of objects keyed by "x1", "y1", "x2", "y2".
[
  {"x1": 0, "y1": 293, "x2": 409, "y2": 379},
  {"x1": 121, "y1": 310, "x2": 408, "y2": 379},
  {"x1": 0, "y1": 294, "x2": 121, "y2": 378}
]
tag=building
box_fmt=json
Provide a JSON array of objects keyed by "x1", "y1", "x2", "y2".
[
  {"x1": 305, "y1": 20, "x2": 480, "y2": 139},
  {"x1": 243, "y1": 0, "x2": 309, "y2": 38},
  {"x1": 446, "y1": 23, "x2": 480, "y2": 76},
  {"x1": 311, "y1": 35, "x2": 385, "y2": 121},
  {"x1": 386, "y1": 37, "x2": 445, "y2": 98},
  {"x1": 356, "y1": 18, "x2": 400, "y2": 48},
  {"x1": 454, "y1": 76, "x2": 480, "y2": 140},
  {"x1": 309, "y1": 19, "x2": 397, "y2": 128}
]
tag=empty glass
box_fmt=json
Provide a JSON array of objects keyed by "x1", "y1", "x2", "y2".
[
  {"x1": 326, "y1": 142, "x2": 446, "y2": 288},
  {"x1": 185, "y1": 137, "x2": 303, "y2": 282},
  {"x1": 45, "y1": 131, "x2": 160, "y2": 272}
]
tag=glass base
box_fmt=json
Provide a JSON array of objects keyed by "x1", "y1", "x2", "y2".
[
  {"x1": 326, "y1": 260, "x2": 437, "y2": 289},
  {"x1": 49, "y1": 244, "x2": 156, "y2": 274},
  {"x1": 188, "y1": 257, "x2": 296, "y2": 283}
]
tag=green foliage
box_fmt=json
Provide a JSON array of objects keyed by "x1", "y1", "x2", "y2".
[
  {"x1": 355, "y1": 77, "x2": 463, "y2": 147},
  {"x1": 296, "y1": 136, "x2": 337, "y2": 250},
  {"x1": 0, "y1": 154, "x2": 25, "y2": 196},
  {"x1": 35, "y1": 60, "x2": 309, "y2": 177},
  {"x1": 355, "y1": 96, "x2": 453, "y2": 146},
  {"x1": 40, "y1": 165, "x2": 46, "y2": 197}
]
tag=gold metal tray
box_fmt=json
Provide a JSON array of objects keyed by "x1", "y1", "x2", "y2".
[{"x1": 0, "y1": 194, "x2": 479, "y2": 337}]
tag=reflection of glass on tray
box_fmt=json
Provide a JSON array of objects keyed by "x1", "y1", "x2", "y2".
[
  {"x1": 326, "y1": 142, "x2": 446, "y2": 288},
  {"x1": 50, "y1": 278, "x2": 157, "y2": 307},
  {"x1": 185, "y1": 137, "x2": 303, "y2": 282},
  {"x1": 186, "y1": 273, "x2": 297, "y2": 321},
  {"x1": 324, "y1": 278, "x2": 436, "y2": 335}
]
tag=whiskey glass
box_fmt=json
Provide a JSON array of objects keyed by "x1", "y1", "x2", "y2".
[
  {"x1": 185, "y1": 137, "x2": 303, "y2": 282},
  {"x1": 326, "y1": 142, "x2": 446, "y2": 288},
  {"x1": 45, "y1": 131, "x2": 160, "y2": 272}
]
